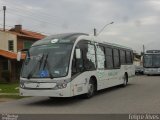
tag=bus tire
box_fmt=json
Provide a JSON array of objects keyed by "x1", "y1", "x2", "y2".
[
  {"x1": 122, "y1": 74, "x2": 128, "y2": 87},
  {"x1": 83, "y1": 79, "x2": 96, "y2": 98}
]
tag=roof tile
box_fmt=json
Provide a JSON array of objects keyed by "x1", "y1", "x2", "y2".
[{"x1": 0, "y1": 49, "x2": 26, "y2": 60}]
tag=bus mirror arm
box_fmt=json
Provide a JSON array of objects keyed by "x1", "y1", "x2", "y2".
[
  {"x1": 17, "y1": 51, "x2": 22, "y2": 61},
  {"x1": 21, "y1": 49, "x2": 29, "y2": 52},
  {"x1": 17, "y1": 49, "x2": 30, "y2": 61}
]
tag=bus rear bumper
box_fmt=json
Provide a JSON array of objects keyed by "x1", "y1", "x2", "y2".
[{"x1": 144, "y1": 72, "x2": 160, "y2": 75}]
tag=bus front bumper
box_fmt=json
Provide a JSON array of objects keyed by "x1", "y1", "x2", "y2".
[
  {"x1": 144, "y1": 68, "x2": 160, "y2": 75},
  {"x1": 20, "y1": 86, "x2": 72, "y2": 97}
]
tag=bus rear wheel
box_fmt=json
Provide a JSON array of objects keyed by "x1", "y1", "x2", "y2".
[
  {"x1": 122, "y1": 74, "x2": 128, "y2": 87},
  {"x1": 84, "y1": 79, "x2": 96, "y2": 98}
]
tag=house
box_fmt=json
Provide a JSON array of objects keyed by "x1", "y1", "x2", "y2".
[{"x1": 0, "y1": 25, "x2": 46, "y2": 82}]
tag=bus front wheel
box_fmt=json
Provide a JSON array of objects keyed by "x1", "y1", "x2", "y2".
[{"x1": 84, "y1": 79, "x2": 96, "y2": 98}]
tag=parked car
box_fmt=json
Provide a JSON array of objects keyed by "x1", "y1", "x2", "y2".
[{"x1": 135, "y1": 65, "x2": 144, "y2": 74}]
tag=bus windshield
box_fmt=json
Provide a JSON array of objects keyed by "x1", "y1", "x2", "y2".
[
  {"x1": 21, "y1": 43, "x2": 73, "y2": 78},
  {"x1": 144, "y1": 54, "x2": 160, "y2": 68}
]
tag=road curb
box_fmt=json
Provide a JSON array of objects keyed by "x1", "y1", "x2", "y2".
[{"x1": 0, "y1": 93, "x2": 19, "y2": 96}]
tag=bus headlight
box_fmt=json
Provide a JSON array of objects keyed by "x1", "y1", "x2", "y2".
[
  {"x1": 56, "y1": 82, "x2": 67, "y2": 89},
  {"x1": 20, "y1": 81, "x2": 25, "y2": 88},
  {"x1": 145, "y1": 69, "x2": 148, "y2": 72}
]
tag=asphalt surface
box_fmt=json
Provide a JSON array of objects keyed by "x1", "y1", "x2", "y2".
[{"x1": 0, "y1": 75, "x2": 160, "y2": 114}]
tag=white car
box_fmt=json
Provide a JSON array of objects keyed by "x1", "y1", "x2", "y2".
[{"x1": 135, "y1": 66, "x2": 144, "y2": 74}]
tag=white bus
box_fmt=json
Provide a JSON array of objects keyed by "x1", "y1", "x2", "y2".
[
  {"x1": 17, "y1": 33, "x2": 135, "y2": 98},
  {"x1": 143, "y1": 50, "x2": 160, "y2": 75}
]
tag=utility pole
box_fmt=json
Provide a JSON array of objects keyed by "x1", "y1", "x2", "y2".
[
  {"x1": 3, "y1": 6, "x2": 6, "y2": 31},
  {"x1": 143, "y1": 45, "x2": 145, "y2": 54},
  {"x1": 93, "y1": 28, "x2": 97, "y2": 36}
]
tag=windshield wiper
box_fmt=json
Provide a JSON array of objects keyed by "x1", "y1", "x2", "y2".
[
  {"x1": 39, "y1": 54, "x2": 44, "y2": 70},
  {"x1": 43, "y1": 53, "x2": 54, "y2": 79},
  {"x1": 27, "y1": 54, "x2": 44, "y2": 79},
  {"x1": 27, "y1": 53, "x2": 53, "y2": 79}
]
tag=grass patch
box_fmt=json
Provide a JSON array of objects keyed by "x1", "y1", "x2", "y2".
[
  {"x1": 0, "y1": 83, "x2": 19, "y2": 93},
  {"x1": 0, "y1": 83, "x2": 29, "y2": 100}
]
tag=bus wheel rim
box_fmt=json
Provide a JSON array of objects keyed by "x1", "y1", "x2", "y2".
[
  {"x1": 124, "y1": 75, "x2": 127, "y2": 85},
  {"x1": 88, "y1": 84, "x2": 94, "y2": 96}
]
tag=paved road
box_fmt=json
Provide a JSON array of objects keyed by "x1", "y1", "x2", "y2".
[{"x1": 0, "y1": 75, "x2": 160, "y2": 114}]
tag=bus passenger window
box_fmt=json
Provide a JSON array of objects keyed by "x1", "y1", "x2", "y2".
[
  {"x1": 105, "y1": 47, "x2": 113, "y2": 69},
  {"x1": 126, "y1": 51, "x2": 132, "y2": 64},
  {"x1": 120, "y1": 50, "x2": 126, "y2": 64},
  {"x1": 113, "y1": 49, "x2": 120, "y2": 68},
  {"x1": 97, "y1": 45, "x2": 105, "y2": 69}
]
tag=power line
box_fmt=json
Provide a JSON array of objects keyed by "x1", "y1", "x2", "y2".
[
  {"x1": 6, "y1": 12, "x2": 62, "y2": 34},
  {"x1": 1, "y1": 10, "x2": 53, "y2": 34},
  {"x1": 12, "y1": 1, "x2": 64, "y2": 18},
  {"x1": 5, "y1": 1, "x2": 67, "y2": 23},
  {"x1": 0, "y1": 23, "x2": 13, "y2": 28},
  {"x1": 7, "y1": 10, "x2": 60, "y2": 27},
  {"x1": 6, "y1": 10, "x2": 64, "y2": 34},
  {"x1": 0, "y1": 2, "x2": 70, "y2": 35},
  {"x1": 0, "y1": 6, "x2": 52, "y2": 34},
  {"x1": 8, "y1": 7, "x2": 63, "y2": 26},
  {"x1": 22, "y1": 24, "x2": 52, "y2": 35},
  {"x1": 1, "y1": 0, "x2": 70, "y2": 27}
]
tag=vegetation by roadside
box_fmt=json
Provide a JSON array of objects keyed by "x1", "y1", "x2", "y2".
[
  {"x1": 0, "y1": 83, "x2": 26, "y2": 101},
  {"x1": 0, "y1": 83, "x2": 19, "y2": 93}
]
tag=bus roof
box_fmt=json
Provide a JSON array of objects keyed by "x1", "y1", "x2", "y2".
[
  {"x1": 78, "y1": 35, "x2": 132, "y2": 51},
  {"x1": 32, "y1": 33, "x2": 132, "y2": 51},
  {"x1": 32, "y1": 33, "x2": 88, "y2": 46},
  {"x1": 102, "y1": 41, "x2": 132, "y2": 50}
]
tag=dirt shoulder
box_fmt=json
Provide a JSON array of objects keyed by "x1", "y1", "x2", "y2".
[{"x1": 0, "y1": 98, "x2": 16, "y2": 103}]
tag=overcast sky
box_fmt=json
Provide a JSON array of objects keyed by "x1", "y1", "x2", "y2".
[{"x1": 0, "y1": 0, "x2": 160, "y2": 53}]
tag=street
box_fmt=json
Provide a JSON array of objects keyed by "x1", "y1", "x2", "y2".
[{"x1": 0, "y1": 75, "x2": 160, "y2": 114}]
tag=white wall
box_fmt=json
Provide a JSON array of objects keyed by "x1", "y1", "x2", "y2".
[{"x1": 0, "y1": 31, "x2": 17, "y2": 52}]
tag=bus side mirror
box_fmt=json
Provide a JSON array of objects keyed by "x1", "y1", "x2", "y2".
[
  {"x1": 75, "y1": 49, "x2": 81, "y2": 59},
  {"x1": 17, "y1": 51, "x2": 22, "y2": 61}
]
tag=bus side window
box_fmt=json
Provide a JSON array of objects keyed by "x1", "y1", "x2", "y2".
[
  {"x1": 85, "y1": 43, "x2": 96, "y2": 70},
  {"x1": 72, "y1": 48, "x2": 84, "y2": 75},
  {"x1": 120, "y1": 50, "x2": 126, "y2": 64},
  {"x1": 72, "y1": 53, "x2": 77, "y2": 74},
  {"x1": 131, "y1": 51, "x2": 133, "y2": 63},
  {"x1": 72, "y1": 40, "x2": 96, "y2": 75},
  {"x1": 113, "y1": 49, "x2": 120, "y2": 68},
  {"x1": 126, "y1": 51, "x2": 132, "y2": 64},
  {"x1": 105, "y1": 47, "x2": 114, "y2": 69},
  {"x1": 97, "y1": 45, "x2": 105, "y2": 69}
]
